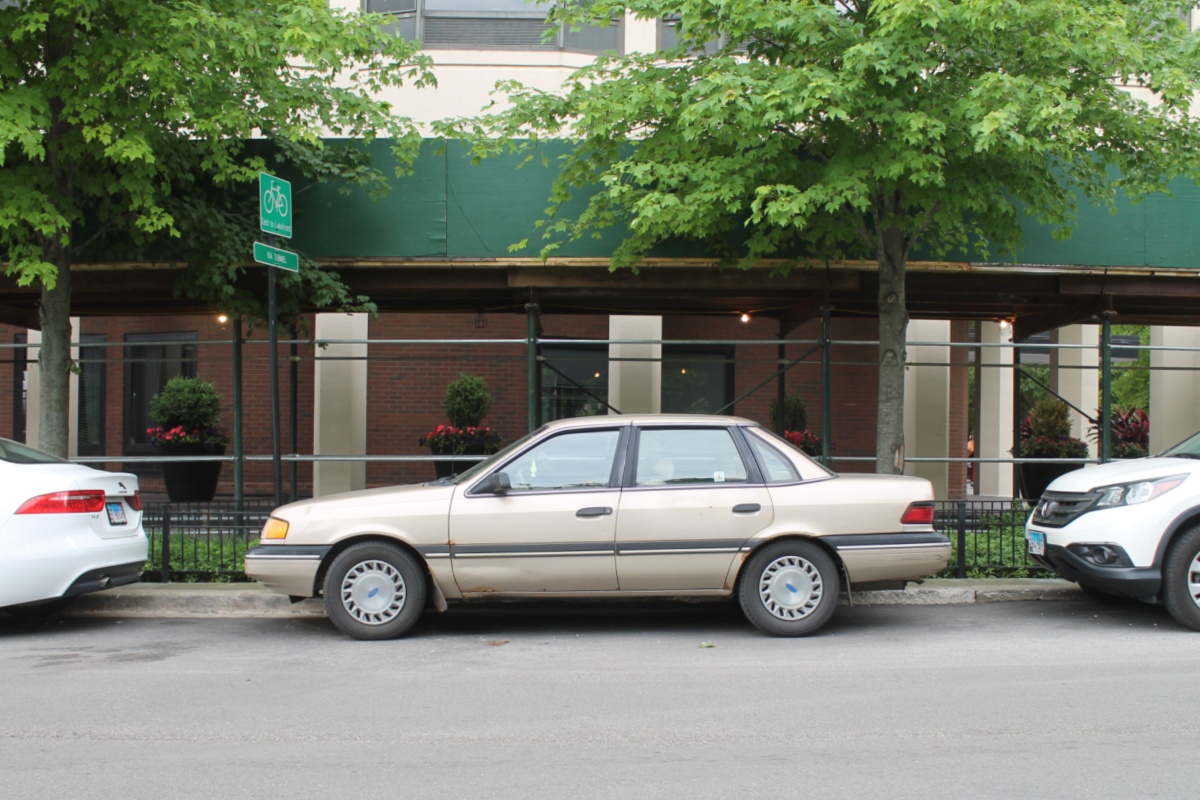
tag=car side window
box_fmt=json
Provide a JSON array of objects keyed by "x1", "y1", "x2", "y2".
[
  {"x1": 502, "y1": 429, "x2": 620, "y2": 491},
  {"x1": 635, "y1": 427, "x2": 748, "y2": 486},
  {"x1": 744, "y1": 433, "x2": 801, "y2": 483}
]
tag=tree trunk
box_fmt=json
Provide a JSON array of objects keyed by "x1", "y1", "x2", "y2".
[
  {"x1": 875, "y1": 226, "x2": 909, "y2": 475},
  {"x1": 38, "y1": 263, "x2": 72, "y2": 458}
]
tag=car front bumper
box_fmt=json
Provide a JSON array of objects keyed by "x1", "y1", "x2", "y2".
[
  {"x1": 1029, "y1": 544, "x2": 1160, "y2": 600},
  {"x1": 244, "y1": 544, "x2": 331, "y2": 598}
]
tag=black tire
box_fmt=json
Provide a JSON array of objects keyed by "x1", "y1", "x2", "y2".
[
  {"x1": 323, "y1": 542, "x2": 427, "y2": 640},
  {"x1": 738, "y1": 539, "x2": 840, "y2": 637},
  {"x1": 1163, "y1": 525, "x2": 1200, "y2": 631},
  {"x1": 5, "y1": 597, "x2": 76, "y2": 619}
]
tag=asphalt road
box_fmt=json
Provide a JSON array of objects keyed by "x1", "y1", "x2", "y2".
[{"x1": 1, "y1": 599, "x2": 1197, "y2": 800}]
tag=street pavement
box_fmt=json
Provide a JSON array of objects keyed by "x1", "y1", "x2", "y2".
[{"x1": 62, "y1": 577, "x2": 1084, "y2": 618}]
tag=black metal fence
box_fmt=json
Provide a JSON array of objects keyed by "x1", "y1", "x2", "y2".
[
  {"x1": 933, "y1": 499, "x2": 1044, "y2": 578},
  {"x1": 142, "y1": 499, "x2": 276, "y2": 582},
  {"x1": 141, "y1": 497, "x2": 1044, "y2": 582}
]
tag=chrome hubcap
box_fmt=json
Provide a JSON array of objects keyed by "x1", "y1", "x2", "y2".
[
  {"x1": 340, "y1": 560, "x2": 406, "y2": 625},
  {"x1": 758, "y1": 555, "x2": 823, "y2": 620}
]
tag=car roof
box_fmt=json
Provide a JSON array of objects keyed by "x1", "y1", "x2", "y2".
[{"x1": 540, "y1": 413, "x2": 757, "y2": 432}]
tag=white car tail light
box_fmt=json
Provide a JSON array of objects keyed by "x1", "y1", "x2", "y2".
[{"x1": 16, "y1": 490, "x2": 106, "y2": 515}]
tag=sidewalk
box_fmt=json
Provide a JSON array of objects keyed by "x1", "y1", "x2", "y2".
[{"x1": 62, "y1": 578, "x2": 1084, "y2": 619}]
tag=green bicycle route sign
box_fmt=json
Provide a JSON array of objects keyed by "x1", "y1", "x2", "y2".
[{"x1": 259, "y1": 172, "x2": 292, "y2": 238}]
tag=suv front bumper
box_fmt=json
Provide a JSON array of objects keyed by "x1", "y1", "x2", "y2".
[{"x1": 1030, "y1": 544, "x2": 1160, "y2": 600}]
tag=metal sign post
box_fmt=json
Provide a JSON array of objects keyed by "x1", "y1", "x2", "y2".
[{"x1": 256, "y1": 173, "x2": 295, "y2": 507}]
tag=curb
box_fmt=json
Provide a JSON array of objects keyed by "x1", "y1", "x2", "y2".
[{"x1": 63, "y1": 578, "x2": 1083, "y2": 619}]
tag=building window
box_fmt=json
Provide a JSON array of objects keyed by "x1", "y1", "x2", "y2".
[
  {"x1": 366, "y1": 0, "x2": 623, "y2": 53},
  {"x1": 661, "y1": 345, "x2": 735, "y2": 416},
  {"x1": 123, "y1": 332, "x2": 197, "y2": 457},
  {"x1": 77, "y1": 335, "x2": 106, "y2": 457},
  {"x1": 541, "y1": 342, "x2": 609, "y2": 421}
]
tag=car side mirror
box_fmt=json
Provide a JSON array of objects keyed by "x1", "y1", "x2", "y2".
[{"x1": 474, "y1": 471, "x2": 512, "y2": 495}]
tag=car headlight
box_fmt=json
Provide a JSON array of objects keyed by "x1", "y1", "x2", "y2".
[
  {"x1": 261, "y1": 517, "x2": 289, "y2": 540},
  {"x1": 1095, "y1": 475, "x2": 1186, "y2": 508}
]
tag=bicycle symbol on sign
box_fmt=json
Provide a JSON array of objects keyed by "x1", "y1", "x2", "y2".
[{"x1": 263, "y1": 183, "x2": 289, "y2": 217}]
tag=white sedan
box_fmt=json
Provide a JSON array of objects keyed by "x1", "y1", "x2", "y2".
[{"x1": 0, "y1": 438, "x2": 147, "y2": 616}]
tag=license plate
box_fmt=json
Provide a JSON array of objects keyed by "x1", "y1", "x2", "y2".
[
  {"x1": 106, "y1": 502, "x2": 128, "y2": 526},
  {"x1": 1028, "y1": 530, "x2": 1046, "y2": 556}
]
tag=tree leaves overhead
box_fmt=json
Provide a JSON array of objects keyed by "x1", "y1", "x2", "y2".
[
  {"x1": 0, "y1": 0, "x2": 434, "y2": 306},
  {"x1": 444, "y1": 0, "x2": 1200, "y2": 269}
]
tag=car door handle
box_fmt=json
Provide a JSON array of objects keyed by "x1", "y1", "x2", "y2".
[
  {"x1": 732, "y1": 503, "x2": 761, "y2": 513},
  {"x1": 576, "y1": 507, "x2": 613, "y2": 517}
]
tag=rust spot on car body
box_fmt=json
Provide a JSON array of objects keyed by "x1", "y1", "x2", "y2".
[{"x1": 462, "y1": 586, "x2": 498, "y2": 593}]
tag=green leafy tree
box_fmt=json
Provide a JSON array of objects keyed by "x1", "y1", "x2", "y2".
[
  {"x1": 442, "y1": 0, "x2": 1200, "y2": 473},
  {"x1": 1, "y1": 0, "x2": 434, "y2": 455}
]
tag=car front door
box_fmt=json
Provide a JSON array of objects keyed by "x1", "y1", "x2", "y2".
[
  {"x1": 448, "y1": 426, "x2": 626, "y2": 594},
  {"x1": 615, "y1": 425, "x2": 773, "y2": 591}
]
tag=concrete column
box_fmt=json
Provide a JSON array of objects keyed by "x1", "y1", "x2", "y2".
[
  {"x1": 608, "y1": 316, "x2": 662, "y2": 415},
  {"x1": 1052, "y1": 325, "x2": 1099, "y2": 457},
  {"x1": 313, "y1": 313, "x2": 368, "y2": 497},
  {"x1": 1150, "y1": 326, "x2": 1200, "y2": 452},
  {"x1": 978, "y1": 322, "x2": 1014, "y2": 497},
  {"x1": 904, "y1": 320, "x2": 950, "y2": 499}
]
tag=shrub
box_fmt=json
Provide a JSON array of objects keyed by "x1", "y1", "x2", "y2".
[
  {"x1": 768, "y1": 394, "x2": 808, "y2": 432},
  {"x1": 444, "y1": 373, "x2": 493, "y2": 427}
]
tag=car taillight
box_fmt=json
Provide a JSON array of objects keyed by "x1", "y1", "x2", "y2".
[
  {"x1": 900, "y1": 502, "x2": 935, "y2": 525},
  {"x1": 16, "y1": 490, "x2": 106, "y2": 515},
  {"x1": 126, "y1": 491, "x2": 142, "y2": 512}
]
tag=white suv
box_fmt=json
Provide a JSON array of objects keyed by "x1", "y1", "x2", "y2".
[{"x1": 1025, "y1": 432, "x2": 1200, "y2": 629}]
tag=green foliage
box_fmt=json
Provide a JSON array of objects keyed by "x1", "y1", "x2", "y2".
[
  {"x1": 444, "y1": 373, "x2": 494, "y2": 428},
  {"x1": 1019, "y1": 398, "x2": 1088, "y2": 458},
  {"x1": 769, "y1": 394, "x2": 809, "y2": 432},
  {"x1": 0, "y1": 1, "x2": 434, "y2": 451},
  {"x1": 440, "y1": 0, "x2": 1200, "y2": 471},
  {"x1": 1110, "y1": 325, "x2": 1151, "y2": 412},
  {"x1": 143, "y1": 531, "x2": 253, "y2": 583},
  {"x1": 1026, "y1": 398, "x2": 1072, "y2": 440},
  {"x1": 149, "y1": 376, "x2": 223, "y2": 430},
  {"x1": 937, "y1": 509, "x2": 1046, "y2": 579}
]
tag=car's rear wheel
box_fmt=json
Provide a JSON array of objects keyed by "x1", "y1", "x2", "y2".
[
  {"x1": 1163, "y1": 525, "x2": 1200, "y2": 631},
  {"x1": 738, "y1": 539, "x2": 839, "y2": 636},
  {"x1": 323, "y1": 542, "x2": 427, "y2": 640}
]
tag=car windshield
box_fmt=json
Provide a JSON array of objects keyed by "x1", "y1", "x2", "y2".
[
  {"x1": 0, "y1": 437, "x2": 68, "y2": 464},
  {"x1": 1160, "y1": 432, "x2": 1200, "y2": 459},
  {"x1": 447, "y1": 427, "x2": 546, "y2": 484}
]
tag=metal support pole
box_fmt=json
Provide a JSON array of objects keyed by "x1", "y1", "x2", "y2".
[
  {"x1": 776, "y1": 332, "x2": 786, "y2": 436},
  {"x1": 267, "y1": 256, "x2": 283, "y2": 508},
  {"x1": 526, "y1": 303, "x2": 540, "y2": 432},
  {"x1": 1101, "y1": 313, "x2": 1114, "y2": 462},
  {"x1": 820, "y1": 306, "x2": 833, "y2": 466},
  {"x1": 289, "y1": 324, "x2": 299, "y2": 501},
  {"x1": 160, "y1": 506, "x2": 172, "y2": 584},
  {"x1": 232, "y1": 318, "x2": 244, "y2": 510},
  {"x1": 1012, "y1": 340, "x2": 1023, "y2": 497},
  {"x1": 955, "y1": 499, "x2": 968, "y2": 579}
]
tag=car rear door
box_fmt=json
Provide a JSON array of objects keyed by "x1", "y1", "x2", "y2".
[{"x1": 614, "y1": 425, "x2": 773, "y2": 591}]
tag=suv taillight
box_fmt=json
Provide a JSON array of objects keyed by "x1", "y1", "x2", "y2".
[
  {"x1": 900, "y1": 502, "x2": 935, "y2": 525},
  {"x1": 16, "y1": 490, "x2": 106, "y2": 514}
]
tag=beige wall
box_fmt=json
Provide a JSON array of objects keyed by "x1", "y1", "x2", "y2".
[{"x1": 313, "y1": 313, "x2": 369, "y2": 496}]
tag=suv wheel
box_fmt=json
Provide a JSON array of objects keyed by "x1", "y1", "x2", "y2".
[{"x1": 1163, "y1": 525, "x2": 1200, "y2": 631}]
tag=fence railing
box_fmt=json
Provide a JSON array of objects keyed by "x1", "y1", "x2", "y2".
[
  {"x1": 141, "y1": 497, "x2": 1044, "y2": 583},
  {"x1": 143, "y1": 499, "x2": 275, "y2": 582},
  {"x1": 933, "y1": 499, "x2": 1043, "y2": 579}
]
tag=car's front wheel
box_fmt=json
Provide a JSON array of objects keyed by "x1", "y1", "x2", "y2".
[
  {"x1": 1163, "y1": 525, "x2": 1200, "y2": 631},
  {"x1": 738, "y1": 539, "x2": 840, "y2": 636},
  {"x1": 323, "y1": 542, "x2": 427, "y2": 640}
]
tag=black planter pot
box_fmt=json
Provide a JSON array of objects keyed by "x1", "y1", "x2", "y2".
[
  {"x1": 431, "y1": 444, "x2": 486, "y2": 479},
  {"x1": 1015, "y1": 461, "x2": 1080, "y2": 504},
  {"x1": 159, "y1": 442, "x2": 226, "y2": 502}
]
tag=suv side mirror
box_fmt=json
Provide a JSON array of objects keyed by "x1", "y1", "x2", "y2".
[{"x1": 474, "y1": 471, "x2": 511, "y2": 495}]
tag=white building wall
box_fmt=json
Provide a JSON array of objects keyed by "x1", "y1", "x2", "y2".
[
  {"x1": 313, "y1": 313, "x2": 369, "y2": 496},
  {"x1": 978, "y1": 322, "x2": 1014, "y2": 497},
  {"x1": 904, "y1": 320, "x2": 950, "y2": 498},
  {"x1": 1150, "y1": 326, "x2": 1200, "y2": 452}
]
